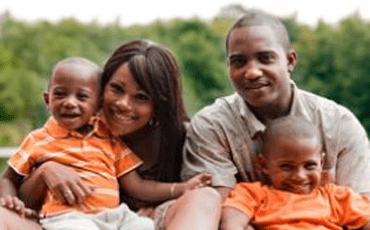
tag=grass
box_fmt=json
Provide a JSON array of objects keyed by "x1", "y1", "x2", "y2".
[{"x1": 0, "y1": 158, "x2": 8, "y2": 173}]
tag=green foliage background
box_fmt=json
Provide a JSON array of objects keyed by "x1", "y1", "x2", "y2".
[{"x1": 0, "y1": 12, "x2": 369, "y2": 171}]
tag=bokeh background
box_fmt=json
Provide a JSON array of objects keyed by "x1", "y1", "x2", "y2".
[{"x1": 0, "y1": 2, "x2": 369, "y2": 171}]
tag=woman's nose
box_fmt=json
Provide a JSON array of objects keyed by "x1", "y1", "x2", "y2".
[{"x1": 117, "y1": 95, "x2": 133, "y2": 110}]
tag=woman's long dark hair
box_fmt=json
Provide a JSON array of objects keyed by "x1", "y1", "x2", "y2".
[{"x1": 102, "y1": 40, "x2": 189, "y2": 182}]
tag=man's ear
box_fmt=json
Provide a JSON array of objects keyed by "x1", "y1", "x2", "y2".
[
  {"x1": 287, "y1": 49, "x2": 298, "y2": 74},
  {"x1": 43, "y1": 91, "x2": 50, "y2": 110}
]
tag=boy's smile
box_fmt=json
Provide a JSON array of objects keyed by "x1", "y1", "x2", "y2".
[
  {"x1": 262, "y1": 135, "x2": 323, "y2": 195},
  {"x1": 44, "y1": 65, "x2": 99, "y2": 132}
]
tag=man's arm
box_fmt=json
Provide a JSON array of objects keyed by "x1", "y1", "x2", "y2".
[
  {"x1": 334, "y1": 108, "x2": 370, "y2": 194},
  {"x1": 220, "y1": 206, "x2": 250, "y2": 230}
]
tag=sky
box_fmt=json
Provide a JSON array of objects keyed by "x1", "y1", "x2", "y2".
[{"x1": 0, "y1": 0, "x2": 369, "y2": 27}]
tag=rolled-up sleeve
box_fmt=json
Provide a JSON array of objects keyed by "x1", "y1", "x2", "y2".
[
  {"x1": 335, "y1": 107, "x2": 370, "y2": 194},
  {"x1": 181, "y1": 112, "x2": 238, "y2": 188}
]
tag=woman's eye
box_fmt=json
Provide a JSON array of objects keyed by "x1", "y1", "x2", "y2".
[
  {"x1": 110, "y1": 83, "x2": 124, "y2": 94},
  {"x1": 135, "y1": 93, "x2": 150, "y2": 101}
]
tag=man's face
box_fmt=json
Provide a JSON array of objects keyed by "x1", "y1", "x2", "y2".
[{"x1": 227, "y1": 25, "x2": 297, "y2": 111}]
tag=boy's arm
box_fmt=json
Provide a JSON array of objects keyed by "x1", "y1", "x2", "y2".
[
  {"x1": 361, "y1": 221, "x2": 370, "y2": 230},
  {"x1": 219, "y1": 206, "x2": 250, "y2": 230},
  {"x1": 0, "y1": 166, "x2": 23, "y2": 197},
  {"x1": 0, "y1": 166, "x2": 36, "y2": 217},
  {"x1": 19, "y1": 161, "x2": 94, "y2": 209},
  {"x1": 118, "y1": 170, "x2": 211, "y2": 202}
]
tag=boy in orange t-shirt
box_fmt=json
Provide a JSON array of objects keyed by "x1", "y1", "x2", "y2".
[
  {"x1": 0, "y1": 57, "x2": 211, "y2": 230},
  {"x1": 220, "y1": 117, "x2": 370, "y2": 230}
]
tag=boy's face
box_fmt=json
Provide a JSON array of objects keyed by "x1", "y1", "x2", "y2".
[
  {"x1": 227, "y1": 25, "x2": 297, "y2": 111},
  {"x1": 44, "y1": 65, "x2": 99, "y2": 131},
  {"x1": 261, "y1": 135, "x2": 323, "y2": 195}
]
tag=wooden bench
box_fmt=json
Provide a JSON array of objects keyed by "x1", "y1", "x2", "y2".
[{"x1": 0, "y1": 147, "x2": 18, "y2": 158}]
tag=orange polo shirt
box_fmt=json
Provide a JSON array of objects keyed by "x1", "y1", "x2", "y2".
[
  {"x1": 223, "y1": 182, "x2": 370, "y2": 229},
  {"x1": 9, "y1": 116, "x2": 143, "y2": 217}
]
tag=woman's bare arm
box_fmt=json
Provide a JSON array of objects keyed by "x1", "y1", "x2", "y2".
[{"x1": 118, "y1": 170, "x2": 211, "y2": 202}]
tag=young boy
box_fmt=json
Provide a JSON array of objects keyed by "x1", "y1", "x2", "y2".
[
  {"x1": 220, "y1": 117, "x2": 370, "y2": 230},
  {"x1": 0, "y1": 57, "x2": 211, "y2": 230}
]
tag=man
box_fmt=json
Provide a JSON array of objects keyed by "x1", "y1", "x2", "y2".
[{"x1": 182, "y1": 9, "x2": 370, "y2": 203}]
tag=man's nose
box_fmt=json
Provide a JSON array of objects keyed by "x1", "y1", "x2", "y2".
[{"x1": 244, "y1": 61, "x2": 262, "y2": 80}]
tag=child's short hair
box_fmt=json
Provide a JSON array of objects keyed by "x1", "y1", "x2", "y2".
[
  {"x1": 48, "y1": 57, "x2": 102, "y2": 90},
  {"x1": 261, "y1": 117, "x2": 322, "y2": 156},
  {"x1": 226, "y1": 9, "x2": 291, "y2": 53}
]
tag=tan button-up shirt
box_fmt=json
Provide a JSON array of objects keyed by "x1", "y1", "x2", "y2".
[{"x1": 182, "y1": 82, "x2": 370, "y2": 193}]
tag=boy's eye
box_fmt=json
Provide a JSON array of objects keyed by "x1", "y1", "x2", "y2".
[
  {"x1": 229, "y1": 56, "x2": 247, "y2": 68},
  {"x1": 279, "y1": 164, "x2": 293, "y2": 171},
  {"x1": 53, "y1": 90, "x2": 66, "y2": 98},
  {"x1": 77, "y1": 93, "x2": 89, "y2": 101},
  {"x1": 305, "y1": 162, "x2": 318, "y2": 170}
]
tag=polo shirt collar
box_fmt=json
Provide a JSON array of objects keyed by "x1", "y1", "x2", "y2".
[
  {"x1": 237, "y1": 80, "x2": 301, "y2": 138},
  {"x1": 44, "y1": 115, "x2": 110, "y2": 139},
  {"x1": 44, "y1": 116, "x2": 87, "y2": 138}
]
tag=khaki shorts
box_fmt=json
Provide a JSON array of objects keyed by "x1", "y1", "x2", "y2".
[
  {"x1": 40, "y1": 203, "x2": 154, "y2": 230},
  {"x1": 154, "y1": 200, "x2": 176, "y2": 230}
]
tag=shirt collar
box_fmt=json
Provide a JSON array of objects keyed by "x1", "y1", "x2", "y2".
[
  {"x1": 44, "y1": 116, "x2": 87, "y2": 138},
  {"x1": 237, "y1": 80, "x2": 301, "y2": 138},
  {"x1": 44, "y1": 115, "x2": 109, "y2": 139}
]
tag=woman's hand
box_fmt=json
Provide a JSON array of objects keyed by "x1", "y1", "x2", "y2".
[
  {"x1": 0, "y1": 195, "x2": 37, "y2": 218},
  {"x1": 38, "y1": 162, "x2": 95, "y2": 205}
]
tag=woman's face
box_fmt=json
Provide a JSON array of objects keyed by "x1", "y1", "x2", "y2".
[{"x1": 103, "y1": 62, "x2": 154, "y2": 137}]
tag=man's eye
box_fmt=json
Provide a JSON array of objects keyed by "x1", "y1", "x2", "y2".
[
  {"x1": 258, "y1": 53, "x2": 275, "y2": 64},
  {"x1": 229, "y1": 56, "x2": 247, "y2": 67}
]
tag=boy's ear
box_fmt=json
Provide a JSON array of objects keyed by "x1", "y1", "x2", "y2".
[
  {"x1": 43, "y1": 91, "x2": 50, "y2": 110},
  {"x1": 287, "y1": 49, "x2": 298, "y2": 74},
  {"x1": 257, "y1": 154, "x2": 268, "y2": 174}
]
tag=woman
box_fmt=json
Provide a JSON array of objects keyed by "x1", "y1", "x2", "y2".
[{"x1": 0, "y1": 40, "x2": 213, "y2": 230}]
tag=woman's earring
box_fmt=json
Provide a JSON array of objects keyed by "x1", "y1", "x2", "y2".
[{"x1": 148, "y1": 116, "x2": 159, "y2": 127}]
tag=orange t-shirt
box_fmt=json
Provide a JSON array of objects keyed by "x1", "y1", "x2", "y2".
[
  {"x1": 223, "y1": 182, "x2": 370, "y2": 229},
  {"x1": 9, "y1": 116, "x2": 143, "y2": 217}
]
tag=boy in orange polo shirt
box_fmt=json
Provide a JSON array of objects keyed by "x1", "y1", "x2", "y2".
[
  {"x1": 220, "y1": 117, "x2": 370, "y2": 230},
  {"x1": 0, "y1": 57, "x2": 211, "y2": 230}
]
